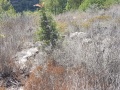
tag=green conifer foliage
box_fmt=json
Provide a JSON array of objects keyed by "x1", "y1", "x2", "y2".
[
  {"x1": 66, "y1": 0, "x2": 83, "y2": 10},
  {"x1": 0, "y1": 0, "x2": 15, "y2": 14},
  {"x1": 79, "y1": 0, "x2": 120, "y2": 11},
  {"x1": 44, "y1": 0, "x2": 67, "y2": 14},
  {"x1": 37, "y1": 7, "x2": 58, "y2": 48}
]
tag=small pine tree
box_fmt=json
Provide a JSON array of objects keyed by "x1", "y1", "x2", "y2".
[{"x1": 37, "y1": 7, "x2": 58, "y2": 49}]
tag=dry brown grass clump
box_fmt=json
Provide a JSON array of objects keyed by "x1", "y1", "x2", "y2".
[
  {"x1": 24, "y1": 59, "x2": 115, "y2": 90},
  {"x1": 24, "y1": 59, "x2": 67, "y2": 90},
  {"x1": 24, "y1": 69, "x2": 43, "y2": 90},
  {"x1": 56, "y1": 21, "x2": 68, "y2": 34},
  {"x1": 81, "y1": 15, "x2": 111, "y2": 28},
  {"x1": 25, "y1": 59, "x2": 100, "y2": 90},
  {"x1": 0, "y1": 87, "x2": 6, "y2": 90},
  {"x1": 46, "y1": 59, "x2": 65, "y2": 75}
]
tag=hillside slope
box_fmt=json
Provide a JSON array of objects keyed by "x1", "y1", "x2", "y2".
[{"x1": 0, "y1": 4, "x2": 120, "y2": 90}]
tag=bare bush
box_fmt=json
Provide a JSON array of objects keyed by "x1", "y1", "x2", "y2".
[
  {"x1": 1, "y1": 4, "x2": 120, "y2": 90},
  {"x1": 51, "y1": 5, "x2": 120, "y2": 90},
  {"x1": 0, "y1": 12, "x2": 39, "y2": 87}
]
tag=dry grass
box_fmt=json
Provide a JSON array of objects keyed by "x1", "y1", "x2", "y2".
[
  {"x1": 56, "y1": 21, "x2": 68, "y2": 34},
  {"x1": 25, "y1": 58, "x2": 114, "y2": 90},
  {"x1": 1, "y1": 4, "x2": 120, "y2": 90},
  {"x1": 46, "y1": 59, "x2": 65, "y2": 75},
  {"x1": 81, "y1": 15, "x2": 111, "y2": 28},
  {"x1": 24, "y1": 58, "x2": 67, "y2": 90},
  {"x1": 24, "y1": 71, "x2": 42, "y2": 90},
  {"x1": 52, "y1": 5, "x2": 120, "y2": 90},
  {"x1": 0, "y1": 87, "x2": 6, "y2": 90}
]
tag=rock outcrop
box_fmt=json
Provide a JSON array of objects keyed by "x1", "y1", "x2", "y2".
[{"x1": 14, "y1": 41, "x2": 46, "y2": 70}]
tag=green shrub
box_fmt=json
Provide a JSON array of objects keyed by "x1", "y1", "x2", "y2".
[
  {"x1": 0, "y1": 0, "x2": 15, "y2": 16},
  {"x1": 37, "y1": 8, "x2": 59, "y2": 48},
  {"x1": 44, "y1": 0, "x2": 67, "y2": 14},
  {"x1": 103, "y1": 0, "x2": 118, "y2": 8},
  {"x1": 79, "y1": 0, "x2": 91, "y2": 11},
  {"x1": 65, "y1": 0, "x2": 83, "y2": 10},
  {"x1": 79, "y1": 0, "x2": 120, "y2": 11}
]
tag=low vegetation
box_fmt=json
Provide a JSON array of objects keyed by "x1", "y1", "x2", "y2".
[{"x1": 0, "y1": 0, "x2": 120, "y2": 90}]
